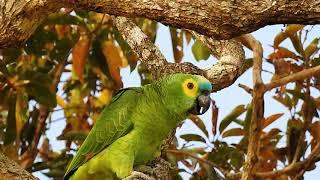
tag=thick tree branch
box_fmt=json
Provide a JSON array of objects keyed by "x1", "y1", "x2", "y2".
[
  {"x1": 191, "y1": 31, "x2": 245, "y2": 91},
  {"x1": 2, "y1": 0, "x2": 320, "y2": 48},
  {"x1": 114, "y1": 16, "x2": 245, "y2": 91},
  {"x1": 112, "y1": 16, "x2": 167, "y2": 79},
  {"x1": 0, "y1": 0, "x2": 63, "y2": 48},
  {"x1": 0, "y1": 153, "x2": 37, "y2": 180}
]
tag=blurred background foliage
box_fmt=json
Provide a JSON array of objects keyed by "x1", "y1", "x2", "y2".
[{"x1": 0, "y1": 9, "x2": 320, "y2": 179}]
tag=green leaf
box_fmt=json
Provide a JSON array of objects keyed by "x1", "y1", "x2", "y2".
[
  {"x1": 180, "y1": 134, "x2": 206, "y2": 143},
  {"x1": 287, "y1": 119, "x2": 304, "y2": 163},
  {"x1": 57, "y1": 130, "x2": 88, "y2": 141},
  {"x1": 244, "y1": 103, "x2": 252, "y2": 136},
  {"x1": 43, "y1": 169, "x2": 65, "y2": 177},
  {"x1": 219, "y1": 105, "x2": 246, "y2": 134},
  {"x1": 209, "y1": 141, "x2": 244, "y2": 170},
  {"x1": 287, "y1": 89, "x2": 306, "y2": 101},
  {"x1": 4, "y1": 95, "x2": 16, "y2": 145},
  {"x1": 192, "y1": 40, "x2": 210, "y2": 61},
  {"x1": 15, "y1": 91, "x2": 28, "y2": 141},
  {"x1": 305, "y1": 38, "x2": 319, "y2": 59},
  {"x1": 289, "y1": 33, "x2": 304, "y2": 56},
  {"x1": 23, "y1": 71, "x2": 57, "y2": 108},
  {"x1": 243, "y1": 58, "x2": 253, "y2": 72},
  {"x1": 190, "y1": 115, "x2": 209, "y2": 137},
  {"x1": 273, "y1": 95, "x2": 292, "y2": 109},
  {"x1": 26, "y1": 83, "x2": 56, "y2": 108},
  {"x1": 273, "y1": 24, "x2": 304, "y2": 48}
]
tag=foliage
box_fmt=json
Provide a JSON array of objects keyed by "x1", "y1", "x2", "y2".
[{"x1": 1, "y1": 9, "x2": 320, "y2": 180}]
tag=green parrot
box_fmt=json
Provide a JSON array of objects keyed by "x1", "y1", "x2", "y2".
[{"x1": 64, "y1": 73, "x2": 212, "y2": 179}]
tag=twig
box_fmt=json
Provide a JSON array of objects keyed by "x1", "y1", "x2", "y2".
[
  {"x1": 238, "y1": 83, "x2": 253, "y2": 94},
  {"x1": 263, "y1": 65, "x2": 320, "y2": 91},
  {"x1": 256, "y1": 143, "x2": 320, "y2": 178},
  {"x1": 291, "y1": 47, "x2": 313, "y2": 173},
  {"x1": 238, "y1": 34, "x2": 264, "y2": 180},
  {"x1": 19, "y1": 58, "x2": 67, "y2": 169}
]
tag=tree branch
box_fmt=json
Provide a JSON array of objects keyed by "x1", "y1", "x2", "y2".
[
  {"x1": 0, "y1": 153, "x2": 37, "y2": 180},
  {"x1": 238, "y1": 34, "x2": 264, "y2": 180},
  {"x1": 263, "y1": 65, "x2": 320, "y2": 91},
  {"x1": 19, "y1": 58, "x2": 67, "y2": 169},
  {"x1": 167, "y1": 149, "x2": 241, "y2": 180},
  {"x1": 114, "y1": 16, "x2": 245, "y2": 91},
  {"x1": 256, "y1": 143, "x2": 320, "y2": 178},
  {"x1": 190, "y1": 31, "x2": 245, "y2": 91},
  {"x1": 2, "y1": 0, "x2": 320, "y2": 48}
]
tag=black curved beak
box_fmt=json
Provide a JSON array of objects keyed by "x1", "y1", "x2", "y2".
[{"x1": 189, "y1": 91, "x2": 211, "y2": 115}]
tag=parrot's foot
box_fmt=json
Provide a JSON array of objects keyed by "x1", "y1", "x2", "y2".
[{"x1": 123, "y1": 171, "x2": 155, "y2": 180}]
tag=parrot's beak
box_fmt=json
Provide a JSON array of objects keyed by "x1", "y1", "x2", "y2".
[{"x1": 188, "y1": 91, "x2": 211, "y2": 115}]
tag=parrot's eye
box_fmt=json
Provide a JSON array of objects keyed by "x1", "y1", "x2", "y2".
[
  {"x1": 182, "y1": 79, "x2": 198, "y2": 97},
  {"x1": 187, "y1": 82, "x2": 194, "y2": 89}
]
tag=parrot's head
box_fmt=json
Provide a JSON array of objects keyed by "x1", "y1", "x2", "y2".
[{"x1": 157, "y1": 73, "x2": 212, "y2": 116}]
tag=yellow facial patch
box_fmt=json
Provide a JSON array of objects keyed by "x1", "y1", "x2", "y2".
[{"x1": 182, "y1": 78, "x2": 198, "y2": 97}]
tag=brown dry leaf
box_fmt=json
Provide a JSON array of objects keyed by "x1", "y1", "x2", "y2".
[
  {"x1": 310, "y1": 122, "x2": 320, "y2": 149},
  {"x1": 268, "y1": 47, "x2": 298, "y2": 61},
  {"x1": 222, "y1": 128, "x2": 244, "y2": 138},
  {"x1": 211, "y1": 101, "x2": 218, "y2": 136},
  {"x1": 314, "y1": 98, "x2": 320, "y2": 109},
  {"x1": 55, "y1": 25, "x2": 70, "y2": 39},
  {"x1": 101, "y1": 40, "x2": 127, "y2": 88},
  {"x1": 260, "y1": 128, "x2": 281, "y2": 147},
  {"x1": 256, "y1": 159, "x2": 277, "y2": 172},
  {"x1": 262, "y1": 113, "x2": 284, "y2": 129},
  {"x1": 72, "y1": 32, "x2": 90, "y2": 83},
  {"x1": 44, "y1": 42, "x2": 55, "y2": 51},
  {"x1": 272, "y1": 58, "x2": 302, "y2": 80},
  {"x1": 184, "y1": 31, "x2": 192, "y2": 44},
  {"x1": 15, "y1": 91, "x2": 28, "y2": 144},
  {"x1": 170, "y1": 28, "x2": 184, "y2": 63},
  {"x1": 259, "y1": 147, "x2": 278, "y2": 160}
]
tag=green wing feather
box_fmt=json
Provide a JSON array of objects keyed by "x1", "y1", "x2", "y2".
[{"x1": 64, "y1": 87, "x2": 143, "y2": 179}]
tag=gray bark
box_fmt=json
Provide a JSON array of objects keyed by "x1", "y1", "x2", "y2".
[{"x1": 0, "y1": 153, "x2": 37, "y2": 180}]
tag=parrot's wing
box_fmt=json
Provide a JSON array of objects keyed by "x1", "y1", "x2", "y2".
[{"x1": 64, "y1": 87, "x2": 143, "y2": 179}]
